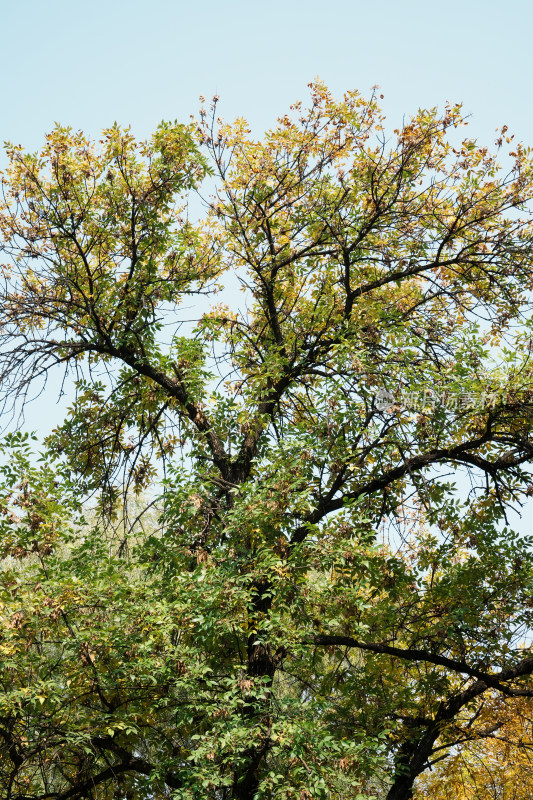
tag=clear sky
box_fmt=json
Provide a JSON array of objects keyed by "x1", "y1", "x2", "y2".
[
  {"x1": 2, "y1": 0, "x2": 531, "y2": 148},
  {"x1": 1, "y1": 0, "x2": 532, "y2": 469}
]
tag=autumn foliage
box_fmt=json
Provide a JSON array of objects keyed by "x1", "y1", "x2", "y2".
[{"x1": 0, "y1": 83, "x2": 533, "y2": 799}]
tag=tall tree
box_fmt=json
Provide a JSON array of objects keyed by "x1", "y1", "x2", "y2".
[{"x1": 1, "y1": 84, "x2": 533, "y2": 799}]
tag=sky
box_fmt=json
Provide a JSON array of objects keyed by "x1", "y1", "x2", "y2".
[
  {"x1": 2, "y1": 0, "x2": 531, "y2": 149},
  {"x1": 1, "y1": 0, "x2": 533, "y2": 525}
]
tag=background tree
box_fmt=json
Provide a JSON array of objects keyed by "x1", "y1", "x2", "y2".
[
  {"x1": 414, "y1": 695, "x2": 533, "y2": 799},
  {"x1": 1, "y1": 84, "x2": 533, "y2": 799}
]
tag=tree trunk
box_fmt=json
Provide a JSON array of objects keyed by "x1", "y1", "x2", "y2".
[
  {"x1": 231, "y1": 580, "x2": 275, "y2": 800},
  {"x1": 386, "y1": 776, "x2": 415, "y2": 800},
  {"x1": 386, "y1": 727, "x2": 441, "y2": 800}
]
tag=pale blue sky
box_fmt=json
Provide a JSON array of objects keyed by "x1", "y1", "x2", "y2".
[{"x1": 2, "y1": 0, "x2": 531, "y2": 148}]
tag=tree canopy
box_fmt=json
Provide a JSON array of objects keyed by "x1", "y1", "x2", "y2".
[{"x1": 1, "y1": 83, "x2": 533, "y2": 800}]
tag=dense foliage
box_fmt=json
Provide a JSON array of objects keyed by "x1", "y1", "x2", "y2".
[{"x1": 1, "y1": 84, "x2": 533, "y2": 799}]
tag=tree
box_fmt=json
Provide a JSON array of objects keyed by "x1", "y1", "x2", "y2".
[
  {"x1": 414, "y1": 695, "x2": 533, "y2": 799},
  {"x1": 1, "y1": 83, "x2": 533, "y2": 799}
]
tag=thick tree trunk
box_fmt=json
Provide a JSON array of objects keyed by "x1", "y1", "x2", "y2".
[
  {"x1": 231, "y1": 580, "x2": 276, "y2": 800},
  {"x1": 386, "y1": 776, "x2": 415, "y2": 800},
  {"x1": 385, "y1": 752, "x2": 416, "y2": 800},
  {"x1": 385, "y1": 727, "x2": 441, "y2": 800},
  {"x1": 232, "y1": 735, "x2": 271, "y2": 800}
]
